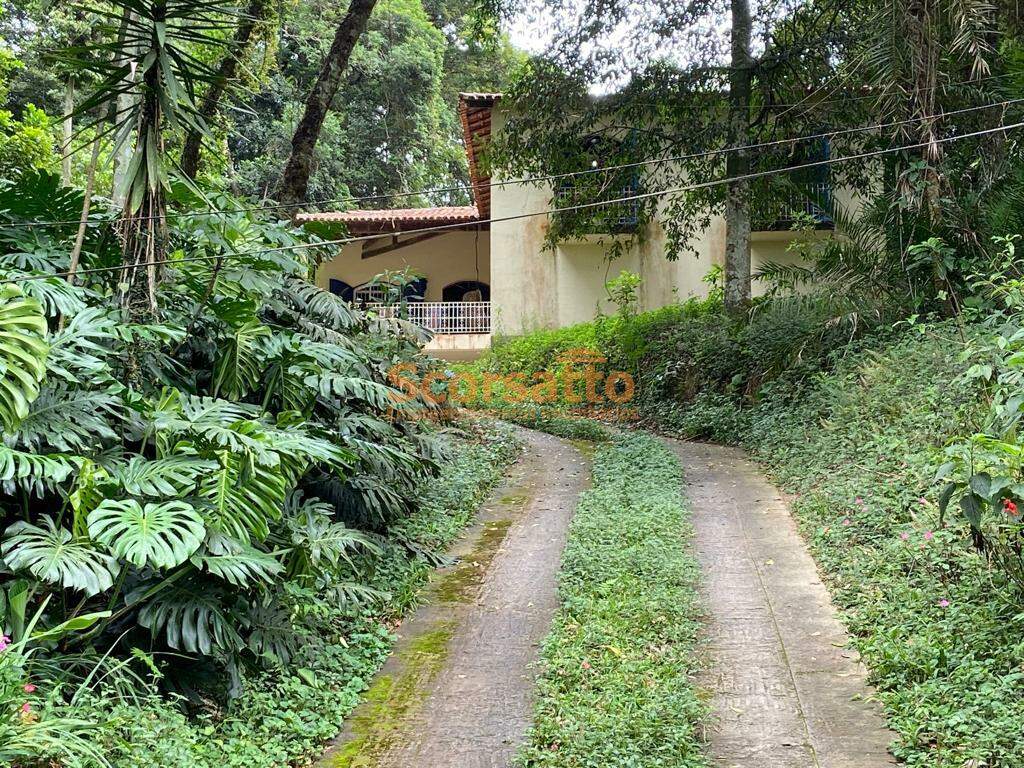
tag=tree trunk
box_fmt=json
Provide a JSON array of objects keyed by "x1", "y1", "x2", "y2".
[
  {"x1": 907, "y1": 0, "x2": 942, "y2": 222},
  {"x1": 119, "y1": 7, "x2": 166, "y2": 328},
  {"x1": 723, "y1": 0, "x2": 754, "y2": 314},
  {"x1": 180, "y1": 0, "x2": 269, "y2": 179},
  {"x1": 276, "y1": 0, "x2": 379, "y2": 208},
  {"x1": 61, "y1": 78, "x2": 75, "y2": 186}
]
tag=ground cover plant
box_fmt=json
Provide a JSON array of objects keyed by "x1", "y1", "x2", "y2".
[
  {"x1": 487, "y1": 296, "x2": 1024, "y2": 766},
  {"x1": 731, "y1": 321, "x2": 1024, "y2": 767},
  {"x1": 515, "y1": 431, "x2": 707, "y2": 768}
]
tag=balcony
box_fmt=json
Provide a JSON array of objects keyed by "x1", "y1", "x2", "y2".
[
  {"x1": 552, "y1": 182, "x2": 641, "y2": 235},
  {"x1": 370, "y1": 301, "x2": 491, "y2": 335},
  {"x1": 753, "y1": 182, "x2": 834, "y2": 232}
]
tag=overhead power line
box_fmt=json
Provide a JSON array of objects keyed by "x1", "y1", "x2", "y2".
[
  {"x1": 8, "y1": 117, "x2": 1024, "y2": 285},
  {"x1": 4, "y1": 96, "x2": 1023, "y2": 231}
]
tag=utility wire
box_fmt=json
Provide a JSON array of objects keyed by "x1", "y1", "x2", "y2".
[
  {"x1": 8, "y1": 117, "x2": 1024, "y2": 285},
  {"x1": 574, "y1": 71, "x2": 1018, "y2": 112},
  {"x1": 5, "y1": 95, "x2": 1024, "y2": 231}
]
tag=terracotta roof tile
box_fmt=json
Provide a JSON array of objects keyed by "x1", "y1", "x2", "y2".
[{"x1": 295, "y1": 206, "x2": 480, "y2": 234}]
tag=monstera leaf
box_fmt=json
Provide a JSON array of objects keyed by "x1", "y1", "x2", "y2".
[
  {"x1": 0, "y1": 284, "x2": 49, "y2": 432},
  {"x1": 88, "y1": 499, "x2": 206, "y2": 570},
  {"x1": 212, "y1": 320, "x2": 271, "y2": 399},
  {"x1": 1, "y1": 519, "x2": 118, "y2": 596},
  {"x1": 137, "y1": 582, "x2": 245, "y2": 655},
  {"x1": 192, "y1": 532, "x2": 284, "y2": 587}
]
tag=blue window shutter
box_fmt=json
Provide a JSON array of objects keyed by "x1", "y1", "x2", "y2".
[{"x1": 329, "y1": 279, "x2": 354, "y2": 302}]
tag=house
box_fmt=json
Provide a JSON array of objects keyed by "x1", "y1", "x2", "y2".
[{"x1": 298, "y1": 93, "x2": 848, "y2": 360}]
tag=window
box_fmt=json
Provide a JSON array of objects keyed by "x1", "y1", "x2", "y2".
[
  {"x1": 352, "y1": 276, "x2": 428, "y2": 306},
  {"x1": 442, "y1": 280, "x2": 490, "y2": 302},
  {"x1": 352, "y1": 283, "x2": 388, "y2": 304}
]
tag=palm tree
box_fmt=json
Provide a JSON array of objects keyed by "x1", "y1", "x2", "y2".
[{"x1": 61, "y1": 0, "x2": 234, "y2": 326}]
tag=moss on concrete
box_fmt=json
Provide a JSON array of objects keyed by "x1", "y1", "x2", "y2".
[
  {"x1": 325, "y1": 623, "x2": 457, "y2": 768},
  {"x1": 434, "y1": 519, "x2": 513, "y2": 603}
]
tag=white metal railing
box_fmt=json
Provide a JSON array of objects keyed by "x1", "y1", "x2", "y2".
[{"x1": 371, "y1": 301, "x2": 491, "y2": 334}]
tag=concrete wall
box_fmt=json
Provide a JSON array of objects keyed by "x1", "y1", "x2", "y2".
[{"x1": 316, "y1": 230, "x2": 490, "y2": 302}]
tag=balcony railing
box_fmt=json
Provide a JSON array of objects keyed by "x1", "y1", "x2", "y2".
[
  {"x1": 753, "y1": 182, "x2": 834, "y2": 231},
  {"x1": 553, "y1": 183, "x2": 641, "y2": 233},
  {"x1": 370, "y1": 301, "x2": 491, "y2": 334}
]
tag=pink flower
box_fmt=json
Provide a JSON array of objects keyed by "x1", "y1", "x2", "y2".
[
  {"x1": 842, "y1": 517, "x2": 851, "y2": 526},
  {"x1": 20, "y1": 702, "x2": 30, "y2": 714},
  {"x1": 900, "y1": 532, "x2": 910, "y2": 541},
  {"x1": 854, "y1": 497, "x2": 864, "y2": 506},
  {"x1": 938, "y1": 599, "x2": 950, "y2": 608},
  {"x1": 918, "y1": 497, "x2": 928, "y2": 505},
  {"x1": 0, "y1": 635, "x2": 9, "y2": 652},
  {"x1": 23, "y1": 684, "x2": 35, "y2": 694},
  {"x1": 924, "y1": 530, "x2": 934, "y2": 541}
]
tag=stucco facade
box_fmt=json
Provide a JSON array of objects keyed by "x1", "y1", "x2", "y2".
[{"x1": 316, "y1": 230, "x2": 490, "y2": 304}]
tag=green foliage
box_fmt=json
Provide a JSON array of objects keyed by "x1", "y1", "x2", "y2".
[
  {"x1": 629, "y1": 299, "x2": 1024, "y2": 765},
  {"x1": 932, "y1": 248, "x2": 1024, "y2": 590},
  {"x1": 87, "y1": 499, "x2": 207, "y2": 570},
  {"x1": 0, "y1": 641, "x2": 110, "y2": 768},
  {"x1": 604, "y1": 269, "x2": 641, "y2": 317},
  {"x1": 2, "y1": 519, "x2": 118, "y2": 597},
  {"x1": 0, "y1": 283, "x2": 48, "y2": 433},
  {"x1": 0, "y1": 104, "x2": 56, "y2": 175},
  {"x1": 0, "y1": 169, "x2": 455, "y2": 722},
  {"x1": 33, "y1": 422, "x2": 520, "y2": 768},
  {"x1": 727, "y1": 321, "x2": 1024, "y2": 766},
  {"x1": 516, "y1": 433, "x2": 706, "y2": 767}
]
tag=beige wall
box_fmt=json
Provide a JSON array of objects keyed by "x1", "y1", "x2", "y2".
[
  {"x1": 312, "y1": 108, "x2": 861, "y2": 339},
  {"x1": 316, "y1": 230, "x2": 490, "y2": 302},
  {"x1": 488, "y1": 103, "x2": 854, "y2": 335}
]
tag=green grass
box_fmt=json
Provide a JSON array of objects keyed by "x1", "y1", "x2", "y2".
[{"x1": 516, "y1": 432, "x2": 708, "y2": 768}]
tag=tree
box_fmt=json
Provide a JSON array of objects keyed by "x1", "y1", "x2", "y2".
[
  {"x1": 180, "y1": 0, "x2": 272, "y2": 179},
  {"x1": 485, "y1": 0, "x2": 863, "y2": 313},
  {"x1": 724, "y1": 0, "x2": 753, "y2": 311},
  {"x1": 62, "y1": 0, "x2": 232, "y2": 327},
  {"x1": 276, "y1": 0, "x2": 380, "y2": 207}
]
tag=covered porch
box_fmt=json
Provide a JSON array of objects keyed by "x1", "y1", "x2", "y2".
[{"x1": 297, "y1": 206, "x2": 493, "y2": 361}]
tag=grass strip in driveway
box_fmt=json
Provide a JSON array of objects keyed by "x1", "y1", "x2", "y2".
[{"x1": 516, "y1": 431, "x2": 708, "y2": 768}]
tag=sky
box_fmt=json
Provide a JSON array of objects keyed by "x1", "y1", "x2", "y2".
[
  {"x1": 506, "y1": 1, "x2": 559, "y2": 55},
  {"x1": 502, "y1": 0, "x2": 736, "y2": 93}
]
